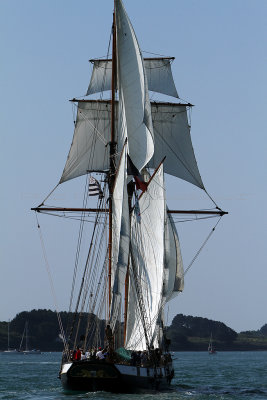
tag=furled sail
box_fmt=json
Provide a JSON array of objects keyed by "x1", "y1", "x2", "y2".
[
  {"x1": 60, "y1": 100, "x2": 204, "y2": 189},
  {"x1": 125, "y1": 165, "x2": 165, "y2": 351},
  {"x1": 164, "y1": 211, "x2": 184, "y2": 302},
  {"x1": 87, "y1": 58, "x2": 178, "y2": 98},
  {"x1": 115, "y1": 0, "x2": 154, "y2": 171}
]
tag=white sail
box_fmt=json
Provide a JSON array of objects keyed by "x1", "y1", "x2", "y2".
[
  {"x1": 145, "y1": 58, "x2": 178, "y2": 98},
  {"x1": 125, "y1": 165, "x2": 165, "y2": 350},
  {"x1": 87, "y1": 59, "x2": 111, "y2": 96},
  {"x1": 110, "y1": 144, "x2": 130, "y2": 328},
  {"x1": 87, "y1": 58, "x2": 179, "y2": 98},
  {"x1": 60, "y1": 101, "x2": 203, "y2": 189},
  {"x1": 164, "y1": 211, "x2": 184, "y2": 302},
  {"x1": 60, "y1": 101, "x2": 112, "y2": 183},
  {"x1": 148, "y1": 102, "x2": 204, "y2": 188},
  {"x1": 115, "y1": 0, "x2": 154, "y2": 171}
]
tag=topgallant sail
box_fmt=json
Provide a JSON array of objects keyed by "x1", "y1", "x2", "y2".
[{"x1": 32, "y1": 0, "x2": 227, "y2": 393}]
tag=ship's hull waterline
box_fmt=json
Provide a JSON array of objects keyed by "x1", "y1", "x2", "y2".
[{"x1": 60, "y1": 360, "x2": 174, "y2": 393}]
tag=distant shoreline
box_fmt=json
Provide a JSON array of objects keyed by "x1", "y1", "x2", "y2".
[{"x1": 1, "y1": 310, "x2": 267, "y2": 352}]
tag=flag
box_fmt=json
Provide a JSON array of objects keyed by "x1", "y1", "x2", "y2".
[
  {"x1": 89, "y1": 176, "x2": 103, "y2": 197},
  {"x1": 127, "y1": 155, "x2": 148, "y2": 192}
]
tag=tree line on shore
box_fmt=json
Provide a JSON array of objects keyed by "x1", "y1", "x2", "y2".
[{"x1": 1, "y1": 309, "x2": 267, "y2": 352}]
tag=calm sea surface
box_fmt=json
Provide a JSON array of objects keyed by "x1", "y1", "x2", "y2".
[{"x1": 0, "y1": 351, "x2": 266, "y2": 400}]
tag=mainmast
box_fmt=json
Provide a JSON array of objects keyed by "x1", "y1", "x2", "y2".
[{"x1": 108, "y1": 8, "x2": 117, "y2": 312}]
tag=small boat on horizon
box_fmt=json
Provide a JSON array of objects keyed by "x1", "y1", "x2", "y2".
[
  {"x1": 19, "y1": 321, "x2": 41, "y2": 355},
  {"x1": 3, "y1": 320, "x2": 18, "y2": 354},
  {"x1": 208, "y1": 333, "x2": 217, "y2": 354}
]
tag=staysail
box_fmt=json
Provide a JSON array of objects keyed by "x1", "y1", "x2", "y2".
[
  {"x1": 125, "y1": 165, "x2": 166, "y2": 350},
  {"x1": 115, "y1": 0, "x2": 154, "y2": 171},
  {"x1": 164, "y1": 210, "x2": 184, "y2": 302},
  {"x1": 110, "y1": 144, "x2": 130, "y2": 329}
]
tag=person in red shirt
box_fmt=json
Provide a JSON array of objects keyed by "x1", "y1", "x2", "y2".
[{"x1": 73, "y1": 347, "x2": 81, "y2": 361}]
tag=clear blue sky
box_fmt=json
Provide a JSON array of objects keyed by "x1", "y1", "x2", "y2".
[{"x1": 1, "y1": 0, "x2": 266, "y2": 333}]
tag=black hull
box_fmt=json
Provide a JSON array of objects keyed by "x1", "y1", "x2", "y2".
[{"x1": 60, "y1": 360, "x2": 173, "y2": 393}]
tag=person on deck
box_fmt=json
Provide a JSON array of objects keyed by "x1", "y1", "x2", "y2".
[
  {"x1": 73, "y1": 347, "x2": 81, "y2": 361},
  {"x1": 96, "y1": 347, "x2": 105, "y2": 360}
]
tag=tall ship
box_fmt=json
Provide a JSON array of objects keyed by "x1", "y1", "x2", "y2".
[{"x1": 32, "y1": 0, "x2": 227, "y2": 393}]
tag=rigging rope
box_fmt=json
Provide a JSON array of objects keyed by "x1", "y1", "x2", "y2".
[
  {"x1": 72, "y1": 195, "x2": 108, "y2": 349},
  {"x1": 68, "y1": 25, "x2": 114, "y2": 348},
  {"x1": 34, "y1": 213, "x2": 69, "y2": 355},
  {"x1": 68, "y1": 24, "x2": 113, "y2": 319},
  {"x1": 183, "y1": 216, "x2": 222, "y2": 276},
  {"x1": 37, "y1": 183, "x2": 59, "y2": 207},
  {"x1": 68, "y1": 186, "x2": 108, "y2": 345}
]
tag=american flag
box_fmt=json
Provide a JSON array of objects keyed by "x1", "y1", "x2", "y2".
[{"x1": 89, "y1": 176, "x2": 103, "y2": 197}]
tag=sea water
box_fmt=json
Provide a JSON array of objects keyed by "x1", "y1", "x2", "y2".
[{"x1": 0, "y1": 351, "x2": 266, "y2": 399}]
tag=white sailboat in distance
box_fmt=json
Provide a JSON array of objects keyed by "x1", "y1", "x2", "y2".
[
  {"x1": 3, "y1": 320, "x2": 18, "y2": 353},
  {"x1": 19, "y1": 322, "x2": 41, "y2": 355}
]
